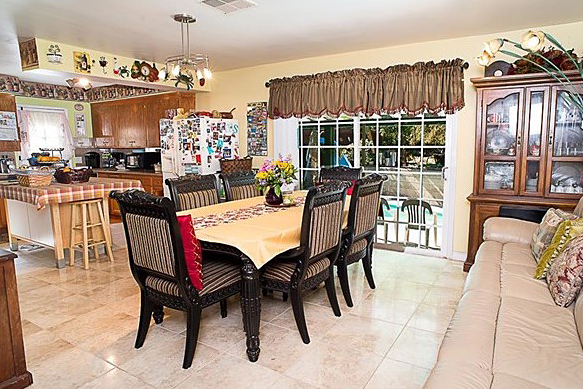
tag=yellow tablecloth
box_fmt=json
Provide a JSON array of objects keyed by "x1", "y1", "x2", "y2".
[{"x1": 177, "y1": 191, "x2": 349, "y2": 269}]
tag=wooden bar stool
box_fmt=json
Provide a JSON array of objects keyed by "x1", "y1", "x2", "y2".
[{"x1": 69, "y1": 199, "x2": 114, "y2": 269}]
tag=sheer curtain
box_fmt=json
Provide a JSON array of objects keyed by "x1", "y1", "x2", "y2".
[{"x1": 18, "y1": 108, "x2": 74, "y2": 161}]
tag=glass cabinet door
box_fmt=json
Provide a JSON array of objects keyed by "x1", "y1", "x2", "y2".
[
  {"x1": 480, "y1": 89, "x2": 523, "y2": 194},
  {"x1": 484, "y1": 92, "x2": 519, "y2": 156},
  {"x1": 547, "y1": 85, "x2": 583, "y2": 197},
  {"x1": 520, "y1": 87, "x2": 549, "y2": 195}
]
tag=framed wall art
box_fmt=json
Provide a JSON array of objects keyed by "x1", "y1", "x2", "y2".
[{"x1": 247, "y1": 101, "x2": 268, "y2": 156}]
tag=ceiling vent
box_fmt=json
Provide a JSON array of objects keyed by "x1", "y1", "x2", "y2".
[{"x1": 201, "y1": 0, "x2": 256, "y2": 14}]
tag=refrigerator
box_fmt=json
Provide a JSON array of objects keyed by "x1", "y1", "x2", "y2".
[{"x1": 160, "y1": 117, "x2": 240, "y2": 197}]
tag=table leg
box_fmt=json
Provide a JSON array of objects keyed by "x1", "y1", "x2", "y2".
[
  {"x1": 3, "y1": 199, "x2": 17, "y2": 251},
  {"x1": 239, "y1": 254, "x2": 261, "y2": 362},
  {"x1": 50, "y1": 205, "x2": 66, "y2": 269}
]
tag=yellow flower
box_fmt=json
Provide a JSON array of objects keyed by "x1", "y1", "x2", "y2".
[{"x1": 256, "y1": 172, "x2": 268, "y2": 180}]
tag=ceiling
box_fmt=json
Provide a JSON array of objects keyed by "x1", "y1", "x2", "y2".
[{"x1": 2, "y1": 0, "x2": 583, "y2": 86}]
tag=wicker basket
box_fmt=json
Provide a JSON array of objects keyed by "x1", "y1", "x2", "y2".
[
  {"x1": 220, "y1": 156, "x2": 253, "y2": 174},
  {"x1": 54, "y1": 168, "x2": 93, "y2": 184},
  {"x1": 13, "y1": 166, "x2": 54, "y2": 187}
]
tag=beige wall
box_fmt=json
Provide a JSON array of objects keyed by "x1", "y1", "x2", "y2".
[{"x1": 196, "y1": 20, "x2": 583, "y2": 255}]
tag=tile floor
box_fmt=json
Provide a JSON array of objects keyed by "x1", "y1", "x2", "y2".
[{"x1": 9, "y1": 224, "x2": 466, "y2": 389}]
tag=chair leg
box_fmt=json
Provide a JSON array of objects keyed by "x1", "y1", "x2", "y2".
[
  {"x1": 425, "y1": 229, "x2": 430, "y2": 248},
  {"x1": 363, "y1": 245, "x2": 376, "y2": 290},
  {"x1": 290, "y1": 288, "x2": 310, "y2": 344},
  {"x1": 282, "y1": 292, "x2": 288, "y2": 301},
  {"x1": 152, "y1": 305, "x2": 164, "y2": 324},
  {"x1": 183, "y1": 306, "x2": 202, "y2": 369},
  {"x1": 81, "y1": 203, "x2": 89, "y2": 270},
  {"x1": 220, "y1": 299, "x2": 228, "y2": 318},
  {"x1": 325, "y1": 270, "x2": 341, "y2": 316},
  {"x1": 69, "y1": 203, "x2": 76, "y2": 266},
  {"x1": 337, "y1": 262, "x2": 353, "y2": 307},
  {"x1": 135, "y1": 292, "x2": 154, "y2": 349}
]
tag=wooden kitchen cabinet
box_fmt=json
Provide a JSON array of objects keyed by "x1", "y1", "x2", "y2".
[
  {"x1": 90, "y1": 92, "x2": 195, "y2": 149},
  {"x1": 96, "y1": 171, "x2": 163, "y2": 217}
]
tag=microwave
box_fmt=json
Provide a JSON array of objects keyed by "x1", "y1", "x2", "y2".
[{"x1": 125, "y1": 152, "x2": 161, "y2": 170}]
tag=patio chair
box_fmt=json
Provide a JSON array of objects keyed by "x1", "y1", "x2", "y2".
[{"x1": 401, "y1": 199, "x2": 437, "y2": 248}]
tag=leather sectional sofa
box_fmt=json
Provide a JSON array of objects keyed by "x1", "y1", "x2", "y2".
[{"x1": 425, "y1": 216, "x2": 583, "y2": 388}]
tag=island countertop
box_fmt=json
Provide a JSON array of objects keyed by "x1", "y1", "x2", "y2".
[{"x1": 0, "y1": 177, "x2": 143, "y2": 209}]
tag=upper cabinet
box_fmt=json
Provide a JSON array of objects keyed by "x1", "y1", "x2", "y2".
[
  {"x1": 90, "y1": 92, "x2": 195, "y2": 148},
  {"x1": 473, "y1": 74, "x2": 583, "y2": 200},
  {"x1": 0, "y1": 93, "x2": 20, "y2": 152}
]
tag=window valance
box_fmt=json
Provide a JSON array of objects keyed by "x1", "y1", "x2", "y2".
[{"x1": 267, "y1": 59, "x2": 466, "y2": 119}]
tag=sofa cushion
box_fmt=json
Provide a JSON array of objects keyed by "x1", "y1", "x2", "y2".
[
  {"x1": 501, "y1": 242, "x2": 536, "y2": 268},
  {"x1": 490, "y1": 373, "x2": 549, "y2": 389},
  {"x1": 535, "y1": 218, "x2": 583, "y2": 279},
  {"x1": 501, "y1": 264, "x2": 555, "y2": 306},
  {"x1": 483, "y1": 217, "x2": 538, "y2": 246},
  {"x1": 493, "y1": 296, "x2": 583, "y2": 388},
  {"x1": 574, "y1": 290, "x2": 583, "y2": 346},
  {"x1": 463, "y1": 261, "x2": 500, "y2": 296},
  {"x1": 474, "y1": 240, "x2": 503, "y2": 266},
  {"x1": 547, "y1": 234, "x2": 583, "y2": 307},
  {"x1": 531, "y1": 209, "x2": 578, "y2": 263},
  {"x1": 424, "y1": 361, "x2": 492, "y2": 389}
]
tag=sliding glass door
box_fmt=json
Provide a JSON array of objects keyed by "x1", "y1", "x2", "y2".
[{"x1": 298, "y1": 114, "x2": 455, "y2": 256}]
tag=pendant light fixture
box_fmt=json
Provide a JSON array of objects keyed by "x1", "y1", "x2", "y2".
[{"x1": 163, "y1": 14, "x2": 212, "y2": 85}]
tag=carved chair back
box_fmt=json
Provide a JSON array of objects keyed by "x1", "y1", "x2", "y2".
[
  {"x1": 110, "y1": 190, "x2": 194, "y2": 301},
  {"x1": 347, "y1": 174, "x2": 387, "y2": 241},
  {"x1": 220, "y1": 172, "x2": 261, "y2": 201},
  {"x1": 319, "y1": 166, "x2": 362, "y2": 184},
  {"x1": 294, "y1": 181, "x2": 349, "y2": 282},
  {"x1": 219, "y1": 156, "x2": 253, "y2": 175},
  {"x1": 165, "y1": 174, "x2": 220, "y2": 211}
]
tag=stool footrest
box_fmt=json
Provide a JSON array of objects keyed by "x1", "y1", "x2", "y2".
[
  {"x1": 72, "y1": 239, "x2": 107, "y2": 248},
  {"x1": 73, "y1": 223, "x2": 103, "y2": 229}
]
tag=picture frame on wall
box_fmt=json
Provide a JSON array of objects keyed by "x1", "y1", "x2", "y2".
[{"x1": 247, "y1": 101, "x2": 268, "y2": 156}]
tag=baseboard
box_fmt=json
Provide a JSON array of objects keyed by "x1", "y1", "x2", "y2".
[{"x1": 451, "y1": 251, "x2": 466, "y2": 262}]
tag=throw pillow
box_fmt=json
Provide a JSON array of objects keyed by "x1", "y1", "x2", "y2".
[
  {"x1": 346, "y1": 180, "x2": 356, "y2": 195},
  {"x1": 535, "y1": 218, "x2": 583, "y2": 279},
  {"x1": 531, "y1": 209, "x2": 578, "y2": 263},
  {"x1": 177, "y1": 214, "x2": 203, "y2": 291},
  {"x1": 548, "y1": 234, "x2": 583, "y2": 307}
]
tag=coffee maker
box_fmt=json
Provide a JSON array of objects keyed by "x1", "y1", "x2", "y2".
[{"x1": 84, "y1": 152, "x2": 100, "y2": 168}]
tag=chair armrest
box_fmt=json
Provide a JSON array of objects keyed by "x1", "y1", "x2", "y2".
[{"x1": 483, "y1": 217, "x2": 538, "y2": 245}]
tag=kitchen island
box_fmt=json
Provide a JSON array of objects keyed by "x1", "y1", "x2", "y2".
[{"x1": 0, "y1": 177, "x2": 143, "y2": 268}]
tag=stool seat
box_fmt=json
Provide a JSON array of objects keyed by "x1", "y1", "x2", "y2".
[{"x1": 69, "y1": 199, "x2": 114, "y2": 269}]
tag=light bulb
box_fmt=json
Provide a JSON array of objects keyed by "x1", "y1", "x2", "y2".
[
  {"x1": 476, "y1": 50, "x2": 492, "y2": 67},
  {"x1": 159, "y1": 68, "x2": 167, "y2": 80},
  {"x1": 521, "y1": 31, "x2": 545, "y2": 52},
  {"x1": 484, "y1": 39, "x2": 504, "y2": 56},
  {"x1": 196, "y1": 69, "x2": 203, "y2": 80},
  {"x1": 203, "y1": 67, "x2": 212, "y2": 80},
  {"x1": 78, "y1": 78, "x2": 90, "y2": 87},
  {"x1": 171, "y1": 64, "x2": 181, "y2": 77}
]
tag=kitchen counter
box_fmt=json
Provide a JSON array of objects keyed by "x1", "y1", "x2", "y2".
[{"x1": 94, "y1": 168, "x2": 162, "y2": 176}]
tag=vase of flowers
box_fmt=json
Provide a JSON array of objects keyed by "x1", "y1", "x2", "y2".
[{"x1": 255, "y1": 156, "x2": 298, "y2": 206}]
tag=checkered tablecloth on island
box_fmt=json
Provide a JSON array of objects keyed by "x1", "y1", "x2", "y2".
[{"x1": 0, "y1": 177, "x2": 144, "y2": 209}]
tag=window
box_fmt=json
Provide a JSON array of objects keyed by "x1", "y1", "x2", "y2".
[
  {"x1": 18, "y1": 107, "x2": 74, "y2": 161},
  {"x1": 298, "y1": 113, "x2": 447, "y2": 250}
]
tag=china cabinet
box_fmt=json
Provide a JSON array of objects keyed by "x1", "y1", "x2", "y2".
[{"x1": 466, "y1": 72, "x2": 583, "y2": 271}]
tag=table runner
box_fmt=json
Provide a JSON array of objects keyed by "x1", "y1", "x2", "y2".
[
  {"x1": 178, "y1": 192, "x2": 349, "y2": 269},
  {"x1": 0, "y1": 177, "x2": 143, "y2": 209}
]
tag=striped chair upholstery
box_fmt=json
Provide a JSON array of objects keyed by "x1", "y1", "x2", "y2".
[
  {"x1": 126, "y1": 214, "x2": 175, "y2": 276},
  {"x1": 177, "y1": 189, "x2": 219, "y2": 210},
  {"x1": 263, "y1": 257, "x2": 330, "y2": 282},
  {"x1": 231, "y1": 185, "x2": 261, "y2": 201},
  {"x1": 348, "y1": 238, "x2": 367, "y2": 256},
  {"x1": 144, "y1": 260, "x2": 241, "y2": 297},
  {"x1": 354, "y1": 192, "x2": 380, "y2": 236},
  {"x1": 308, "y1": 200, "x2": 344, "y2": 258}
]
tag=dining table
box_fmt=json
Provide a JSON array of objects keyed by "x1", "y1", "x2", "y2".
[{"x1": 177, "y1": 191, "x2": 349, "y2": 362}]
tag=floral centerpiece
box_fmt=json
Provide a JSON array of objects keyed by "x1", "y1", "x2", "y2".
[{"x1": 255, "y1": 155, "x2": 298, "y2": 206}]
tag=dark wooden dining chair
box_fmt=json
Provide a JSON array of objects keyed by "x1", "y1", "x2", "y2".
[
  {"x1": 110, "y1": 190, "x2": 242, "y2": 369},
  {"x1": 319, "y1": 166, "x2": 362, "y2": 184},
  {"x1": 336, "y1": 173, "x2": 387, "y2": 307},
  {"x1": 260, "y1": 181, "x2": 349, "y2": 344},
  {"x1": 219, "y1": 156, "x2": 253, "y2": 175},
  {"x1": 401, "y1": 199, "x2": 436, "y2": 248},
  {"x1": 220, "y1": 171, "x2": 261, "y2": 201},
  {"x1": 165, "y1": 174, "x2": 220, "y2": 211}
]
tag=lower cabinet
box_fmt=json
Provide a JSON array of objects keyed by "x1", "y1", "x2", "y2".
[{"x1": 97, "y1": 172, "x2": 163, "y2": 218}]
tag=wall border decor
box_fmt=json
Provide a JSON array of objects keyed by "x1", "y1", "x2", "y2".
[{"x1": 247, "y1": 101, "x2": 268, "y2": 156}]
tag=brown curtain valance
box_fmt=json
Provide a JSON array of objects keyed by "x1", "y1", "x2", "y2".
[{"x1": 267, "y1": 59, "x2": 465, "y2": 119}]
